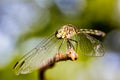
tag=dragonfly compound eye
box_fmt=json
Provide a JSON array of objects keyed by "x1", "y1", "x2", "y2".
[{"x1": 55, "y1": 30, "x2": 63, "y2": 39}]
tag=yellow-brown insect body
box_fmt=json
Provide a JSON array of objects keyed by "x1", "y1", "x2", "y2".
[{"x1": 55, "y1": 24, "x2": 106, "y2": 39}]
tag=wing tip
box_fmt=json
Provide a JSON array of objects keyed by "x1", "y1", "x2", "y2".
[
  {"x1": 13, "y1": 61, "x2": 19, "y2": 69},
  {"x1": 13, "y1": 60, "x2": 26, "y2": 75}
]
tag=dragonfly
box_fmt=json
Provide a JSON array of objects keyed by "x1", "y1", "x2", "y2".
[{"x1": 13, "y1": 24, "x2": 106, "y2": 75}]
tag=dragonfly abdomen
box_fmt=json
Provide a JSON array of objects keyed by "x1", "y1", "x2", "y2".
[{"x1": 79, "y1": 29, "x2": 106, "y2": 37}]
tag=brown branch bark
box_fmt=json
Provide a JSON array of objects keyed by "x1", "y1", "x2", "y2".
[{"x1": 39, "y1": 48, "x2": 78, "y2": 80}]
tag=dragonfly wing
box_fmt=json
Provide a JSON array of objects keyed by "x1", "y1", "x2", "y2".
[
  {"x1": 75, "y1": 33, "x2": 105, "y2": 56},
  {"x1": 13, "y1": 35, "x2": 63, "y2": 75}
]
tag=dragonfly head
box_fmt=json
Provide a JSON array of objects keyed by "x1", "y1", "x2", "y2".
[{"x1": 55, "y1": 24, "x2": 77, "y2": 39}]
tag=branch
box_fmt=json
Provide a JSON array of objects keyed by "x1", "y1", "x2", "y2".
[{"x1": 39, "y1": 48, "x2": 78, "y2": 80}]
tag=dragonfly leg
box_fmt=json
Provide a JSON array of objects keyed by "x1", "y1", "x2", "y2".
[
  {"x1": 69, "y1": 39, "x2": 78, "y2": 52},
  {"x1": 67, "y1": 39, "x2": 74, "y2": 49}
]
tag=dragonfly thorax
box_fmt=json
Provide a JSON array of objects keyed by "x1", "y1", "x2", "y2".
[{"x1": 55, "y1": 24, "x2": 77, "y2": 39}]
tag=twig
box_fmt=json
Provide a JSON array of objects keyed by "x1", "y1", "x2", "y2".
[{"x1": 39, "y1": 48, "x2": 78, "y2": 80}]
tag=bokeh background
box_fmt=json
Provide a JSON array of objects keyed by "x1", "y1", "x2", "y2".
[{"x1": 0, "y1": 0, "x2": 120, "y2": 80}]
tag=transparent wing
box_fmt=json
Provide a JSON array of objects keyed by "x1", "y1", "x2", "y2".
[
  {"x1": 75, "y1": 33, "x2": 105, "y2": 56},
  {"x1": 13, "y1": 34, "x2": 64, "y2": 75}
]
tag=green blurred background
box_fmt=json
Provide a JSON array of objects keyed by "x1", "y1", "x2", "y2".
[{"x1": 0, "y1": 0, "x2": 120, "y2": 80}]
